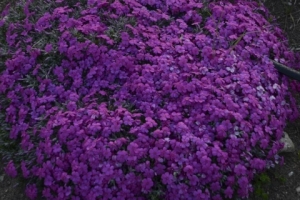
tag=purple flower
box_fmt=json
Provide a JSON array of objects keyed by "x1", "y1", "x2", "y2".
[
  {"x1": 251, "y1": 158, "x2": 266, "y2": 171},
  {"x1": 234, "y1": 164, "x2": 247, "y2": 176},
  {"x1": 44, "y1": 175, "x2": 54, "y2": 186},
  {"x1": 183, "y1": 165, "x2": 193, "y2": 174},
  {"x1": 238, "y1": 176, "x2": 249, "y2": 189},
  {"x1": 141, "y1": 178, "x2": 153, "y2": 192},
  {"x1": 67, "y1": 102, "x2": 77, "y2": 111},
  {"x1": 0, "y1": 0, "x2": 299, "y2": 199},
  {"x1": 5, "y1": 160, "x2": 17, "y2": 178},
  {"x1": 161, "y1": 172, "x2": 174, "y2": 185},
  {"x1": 210, "y1": 182, "x2": 221, "y2": 192},
  {"x1": 224, "y1": 186, "x2": 234, "y2": 198},
  {"x1": 21, "y1": 161, "x2": 30, "y2": 178},
  {"x1": 45, "y1": 44, "x2": 53, "y2": 53},
  {"x1": 149, "y1": 147, "x2": 160, "y2": 159},
  {"x1": 35, "y1": 13, "x2": 52, "y2": 32},
  {"x1": 25, "y1": 184, "x2": 37, "y2": 200},
  {"x1": 42, "y1": 188, "x2": 53, "y2": 199}
]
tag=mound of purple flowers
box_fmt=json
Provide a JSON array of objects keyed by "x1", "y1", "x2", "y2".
[{"x1": 1, "y1": 0, "x2": 300, "y2": 199}]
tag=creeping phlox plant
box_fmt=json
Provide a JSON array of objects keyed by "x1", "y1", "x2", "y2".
[{"x1": 0, "y1": 0, "x2": 300, "y2": 199}]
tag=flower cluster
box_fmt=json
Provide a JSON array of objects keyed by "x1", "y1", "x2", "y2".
[{"x1": 0, "y1": 0, "x2": 300, "y2": 199}]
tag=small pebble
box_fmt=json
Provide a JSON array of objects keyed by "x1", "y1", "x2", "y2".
[
  {"x1": 296, "y1": 186, "x2": 300, "y2": 195},
  {"x1": 288, "y1": 171, "x2": 294, "y2": 177},
  {"x1": 279, "y1": 132, "x2": 295, "y2": 153},
  {"x1": 0, "y1": 175, "x2": 4, "y2": 182}
]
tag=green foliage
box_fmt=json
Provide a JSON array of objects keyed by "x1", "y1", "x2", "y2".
[
  {"x1": 252, "y1": 172, "x2": 271, "y2": 200},
  {"x1": 252, "y1": 170, "x2": 288, "y2": 200},
  {"x1": 148, "y1": 178, "x2": 165, "y2": 200},
  {"x1": 149, "y1": 190, "x2": 164, "y2": 200},
  {"x1": 297, "y1": 150, "x2": 300, "y2": 160},
  {"x1": 105, "y1": 16, "x2": 137, "y2": 43},
  {"x1": 274, "y1": 173, "x2": 287, "y2": 184}
]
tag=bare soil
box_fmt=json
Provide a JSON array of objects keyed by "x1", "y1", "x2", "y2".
[{"x1": 246, "y1": 1, "x2": 300, "y2": 199}]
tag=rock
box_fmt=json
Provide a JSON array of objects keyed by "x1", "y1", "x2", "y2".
[
  {"x1": 288, "y1": 171, "x2": 294, "y2": 177},
  {"x1": 296, "y1": 186, "x2": 300, "y2": 195},
  {"x1": 279, "y1": 132, "x2": 295, "y2": 153}
]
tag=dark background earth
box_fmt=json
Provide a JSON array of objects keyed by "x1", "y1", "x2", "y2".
[
  {"x1": 1, "y1": 0, "x2": 300, "y2": 199},
  {"x1": 247, "y1": 1, "x2": 300, "y2": 200}
]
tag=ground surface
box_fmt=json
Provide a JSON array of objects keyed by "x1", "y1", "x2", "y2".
[
  {"x1": 246, "y1": 1, "x2": 300, "y2": 199},
  {"x1": 1, "y1": 0, "x2": 300, "y2": 200}
]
